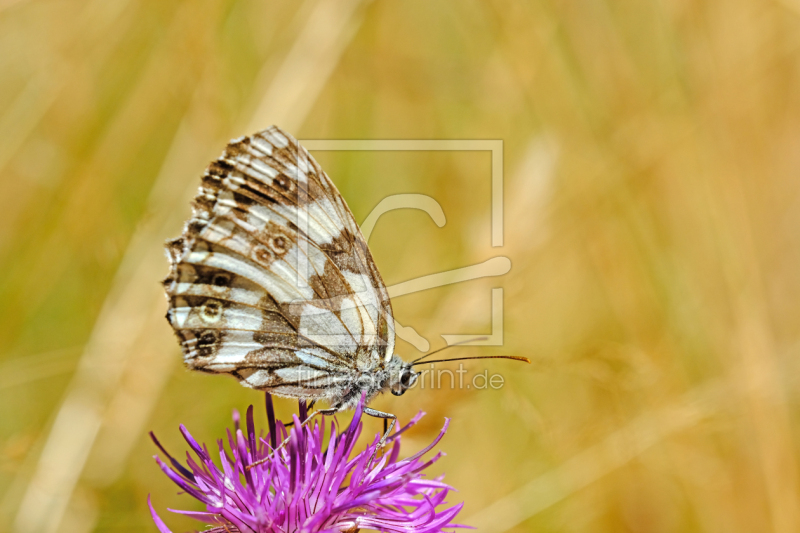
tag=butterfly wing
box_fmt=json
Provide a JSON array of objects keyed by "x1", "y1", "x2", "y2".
[{"x1": 163, "y1": 126, "x2": 395, "y2": 400}]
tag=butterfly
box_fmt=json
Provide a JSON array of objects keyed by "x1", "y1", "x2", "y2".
[{"x1": 163, "y1": 125, "x2": 527, "y2": 435}]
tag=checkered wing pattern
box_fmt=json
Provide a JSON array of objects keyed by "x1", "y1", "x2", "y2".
[{"x1": 163, "y1": 126, "x2": 395, "y2": 400}]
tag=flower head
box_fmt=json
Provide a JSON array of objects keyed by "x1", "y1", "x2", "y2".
[{"x1": 148, "y1": 394, "x2": 466, "y2": 533}]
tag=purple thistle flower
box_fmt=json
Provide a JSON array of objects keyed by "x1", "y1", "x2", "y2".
[{"x1": 148, "y1": 394, "x2": 467, "y2": 533}]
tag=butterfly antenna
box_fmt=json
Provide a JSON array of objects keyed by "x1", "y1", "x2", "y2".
[
  {"x1": 411, "y1": 337, "x2": 489, "y2": 364},
  {"x1": 412, "y1": 354, "x2": 531, "y2": 366}
]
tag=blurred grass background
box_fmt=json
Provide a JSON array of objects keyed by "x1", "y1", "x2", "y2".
[{"x1": 2, "y1": 0, "x2": 800, "y2": 532}]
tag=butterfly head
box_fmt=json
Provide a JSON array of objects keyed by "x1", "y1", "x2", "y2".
[{"x1": 386, "y1": 355, "x2": 419, "y2": 397}]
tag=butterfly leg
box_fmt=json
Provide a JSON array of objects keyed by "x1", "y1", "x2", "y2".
[
  {"x1": 363, "y1": 407, "x2": 397, "y2": 465},
  {"x1": 247, "y1": 407, "x2": 339, "y2": 470},
  {"x1": 280, "y1": 402, "x2": 324, "y2": 426}
]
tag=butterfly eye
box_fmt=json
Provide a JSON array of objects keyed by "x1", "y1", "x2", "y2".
[{"x1": 400, "y1": 371, "x2": 416, "y2": 388}]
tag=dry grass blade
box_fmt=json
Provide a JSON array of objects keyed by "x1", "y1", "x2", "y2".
[
  {"x1": 467, "y1": 380, "x2": 727, "y2": 533},
  {"x1": 10, "y1": 2, "x2": 371, "y2": 532}
]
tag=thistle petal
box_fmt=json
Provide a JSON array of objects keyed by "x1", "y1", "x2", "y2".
[{"x1": 149, "y1": 394, "x2": 465, "y2": 533}]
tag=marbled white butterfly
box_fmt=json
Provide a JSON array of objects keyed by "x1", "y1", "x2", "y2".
[{"x1": 163, "y1": 126, "x2": 526, "y2": 434}]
